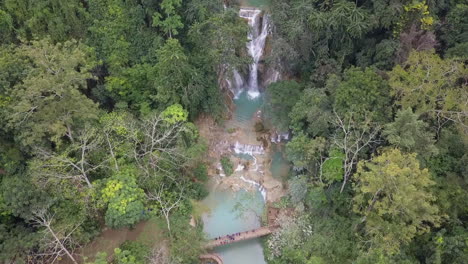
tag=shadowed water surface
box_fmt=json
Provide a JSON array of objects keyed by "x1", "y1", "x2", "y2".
[{"x1": 202, "y1": 187, "x2": 266, "y2": 264}]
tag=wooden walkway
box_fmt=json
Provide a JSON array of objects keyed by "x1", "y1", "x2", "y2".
[
  {"x1": 205, "y1": 226, "x2": 275, "y2": 249},
  {"x1": 200, "y1": 253, "x2": 223, "y2": 264}
]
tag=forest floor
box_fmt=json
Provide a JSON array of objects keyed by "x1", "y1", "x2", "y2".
[{"x1": 64, "y1": 217, "x2": 165, "y2": 264}]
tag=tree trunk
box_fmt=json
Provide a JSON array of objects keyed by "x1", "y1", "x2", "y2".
[{"x1": 46, "y1": 225, "x2": 78, "y2": 264}]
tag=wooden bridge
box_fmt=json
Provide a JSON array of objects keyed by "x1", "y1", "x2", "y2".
[{"x1": 204, "y1": 226, "x2": 276, "y2": 249}]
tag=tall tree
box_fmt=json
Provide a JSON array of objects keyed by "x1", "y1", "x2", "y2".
[
  {"x1": 333, "y1": 67, "x2": 392, "y2": 124},
  {"x1": 2, "y1": 0, "x2": 88, "y2": 42},
  {"x1": 5, "y1": 39, "x2": 99, "y2": 148},
  {"x1": 152, "y1": 0, "x2": 183, "y2": 38},
  {"x1": 389, "y1": 50, "x2": 468, "y2": 130},
  {"x1": 264, "y1": 80, "x2": 303, "y2": 131},
  {"x1": 353, "y1": 149, "x2": 441, "y2": 256},
  {"x1": 383, "y1": 108, "x2": 438, "y2": 158}
]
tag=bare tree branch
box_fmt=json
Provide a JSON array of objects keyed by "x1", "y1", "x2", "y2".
[
  {"x1": 29, "y1": 208, "x2": 81, "y2": 264},
  {"x1": 332, "y1": 111, "x2": 382, "y2": 193}
]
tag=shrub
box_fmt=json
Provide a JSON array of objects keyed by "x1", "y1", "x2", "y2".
[{"x1": 220, "y1": 156, "x2": 234, "y2": 176}]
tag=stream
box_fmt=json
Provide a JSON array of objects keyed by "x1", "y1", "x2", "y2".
[
  {"x1": 200, "y1": 7, "x2": 286, "y2": 263},
  {"x1": 201, "y1": 91, "x2": 268, "y2": 264}
]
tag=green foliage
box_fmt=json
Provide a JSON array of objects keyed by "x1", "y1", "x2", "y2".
[
  {"x1": 322, "y1": 149, "x2": 344, "y2": 183},
  {"x1": 5, "y1": 39, "x2": 99, "y2": 148},
  {"x1": 114, "y1": 241, "x2": 149, "y2": 264},
  {"x1": 439, "y1": 4, "x2": 468, "y2": 52},
  {"x1": 333, "y1": 67, "x2": 392, "y2": 123},
  {"x1": 164, "y1": 213, "x2": 206, "y2": 263},
  {"x1": 193, "y1": 164, "x2": 208, "y2": 182},
  {"x1": 264, "y1": 80, "x2": 303, "y2": 131},
  {"x1": 3, "y1": 0, "x2": 88, "y2": 42},
  {"x1": 114, "y1": 248, "x2": 137, "y2": 264},
  {"x1": 389, "y1": 50, "x2": 468, "y2": 117},
  {"x1": 161, "y1": 104, "x2": 188, "y2": 124},
  {"x1": 153, "y1": 39, "x2": 193, "y2": 109},
  {"x1": 288, "y1": 176, "x2": 308, "y2": 204},
  {"x1": 356, "y1": 39, "x2": 400, "y2": 70},
  {"x1": 289, "y1": 88, "x2": 332, "y2": 138},
  {"x1": 152, "y1": 0, "x2": 183, "y2": 37},
  {"x1": 85, "y1": 252, "x2": 108, "y2": 264},
  {"x1": 0, "y1": 9, "x2": 13, "y2": 44},
  {"x1": 220, "y1": 156, "x2": 234, "y2": 176},
  {"x1": 353, "y1": 149, "x2": 441, "y2": 255},
  {"x1": 446, "y1": 42, "x2": 468, "y2": 59},
  {"x1": 0, "y1": 0, "x2": 466, "y2": 263},
  {"x1": 383, "y1": 108, "x2": 438, "y2": 158},
  {"x1": 99, "y1": 167, "x2": 146, "y2": 228},
  {"x1": 286, "y1": 135, "x2": 326, "y2": 171}
]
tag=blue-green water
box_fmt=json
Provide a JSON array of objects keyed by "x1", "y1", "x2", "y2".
[
  {"x1": 202, "y1": 188, "x2": 266, "y2": 264},
  {"x1": 270, "y1": 150, "x2": 290, "y2": 179},
  {"x1": 234, "y1": 91, "x2": 263, "y2": 122}
]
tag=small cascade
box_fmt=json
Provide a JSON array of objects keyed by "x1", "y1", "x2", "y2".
[
  {"x1": 232, "y1": 141, "x2": 265, "y2": 155},
  {"x1": 235, "y1": 164, "x2": 245, "y2": 172},
  {"x1": 271, "y1": 132, "x2": 290, "y2": 143},
  {"x1": 240, "y1": 176, "x2": 267, "y2": 201},
  {"x1": 239, "y1": 8, "x2": 269, "y2": 99}
]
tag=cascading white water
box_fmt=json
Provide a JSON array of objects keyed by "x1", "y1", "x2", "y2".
[
  {"x1": 240, "y1": 176, "x2": 267, "y2": 201},
  {"x1": 270, "y1": 132, "x2": 290, "y2": 143},
  {"x1": 233, "y1": 141, "x2": 265, "y2": 155},
  {"x1": 239, "y1": 8, "x2": 269, "y2": 99},
  {"x1": 232, "y1": 69, "x2": 245, "y2": 98}
]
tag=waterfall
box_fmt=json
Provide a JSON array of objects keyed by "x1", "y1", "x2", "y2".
[
  {"x1": 232, "y1": 69, "x2": 245, "y2": 99},
  {"x1": 271, "y1": 131, "x2": 290, "y2": 143},
  {"x1": 239, "y1": 8, "x2": 269, "y2": 99},
  {"x1": 232, "y1": 141, "x2": 265, "y2": 155}
]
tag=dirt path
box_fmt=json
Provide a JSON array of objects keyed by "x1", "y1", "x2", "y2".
[{"x1": 61, "y1": 218, "x2": 162, "y2": 264}]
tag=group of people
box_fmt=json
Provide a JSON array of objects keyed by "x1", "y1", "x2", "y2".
[
  {"x1": 214, "y1": 229, "x2": 260, "y2": 245},
  {"x1": 214, "y1": 232, "x2": 243, "y2": 245}
]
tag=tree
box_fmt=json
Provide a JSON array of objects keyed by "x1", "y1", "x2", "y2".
[
  {"x1": 288, "y1": 176, "x2": 309, "y2": 205},
  {"x1": 333, "y1": 67, "x2": 392, "y2": 124},
  {"x1": 264, "y1": 80, "x2": 303, "y2": 131},
  {"x1": 165, "y1": 213, "x2": 205, "y2": 264},
  {"x1": 383, "y1": 108, "x2": 438, "y2": 158},
  {"x1": 3, "y1": 0, "x2": 88, "y2": 42},
  {"x1": 286, "y1": 135, "x2": 327, "y2": 175},
  {"x1": 439, "y1": 4, "x2": 468, "y2": 57},
  {"x1": 152, "y1": 0, "x2": 183, "y2": 38},
  {"x1": 29, "y1": 207, "x2": 81, "y2": 264},
  {"x1": 389, "y1": 50, "x2": 468, "y2": 129},
  {"x1": 353, "y1": 149, "x2": 441, "y2": 255},
  {"x1": 220, "y1": 156, "x2": 234, "y2": 176},
  {"x1": 186, "y1": 8, "x2": 248, "y2": 118},
  {"x1": 146, "y1": 182, "x2": 184, "y2": 234},
  {"x1": 332, "y1": 112, "x2": 382, "y2": 193},
  {"x1": 98, "y1": 166, "x2": 146, "y2": 228},
  {"x1": 289, "y1": 88, "x2": 333, "y2": 138},
  {"x1": 6, "y1": 39, "x2": 99, "y2": 148},
  {"x1": 30, "y1": 126, "x2": 106, "y2": 189},
  {"x1": 127, "y1": 106, "x2": 191, "y2": 181},
  {"x1": 320, "y1": 148, "x2": 345, "y2": 183},
  {"x1": 152, "y1": 39, "x2": 193, "y2": 109}
]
